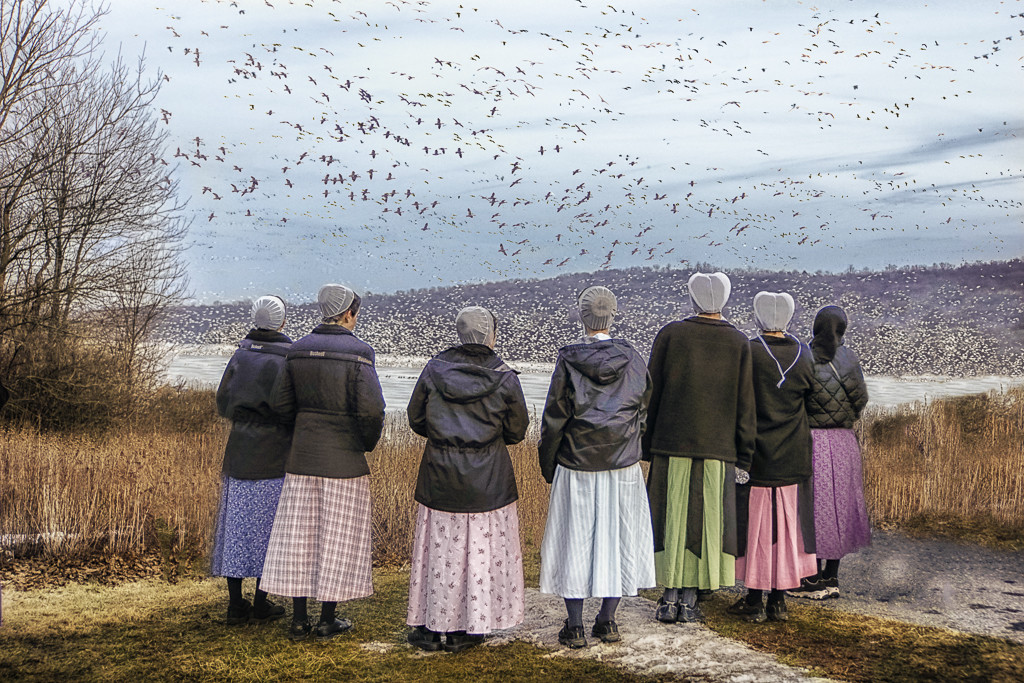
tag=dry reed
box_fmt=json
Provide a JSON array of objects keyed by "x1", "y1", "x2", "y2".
[
  {"x1": 0, "y1": 411, "x2": 553, "y2": 569},
  {"x1": 860, "y1": 386, "x2": 1024, "y2": 536},
  {"x1": 2, "y1": 387, "x2": 1021, "y2": 573}
]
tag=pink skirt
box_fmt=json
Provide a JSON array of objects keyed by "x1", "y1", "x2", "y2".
[
  {"x1": 736, "y1": 485, "x2": 817, "y2": 591},
  {"x1": 260, "y1": 474, "x2": 373, "y2": 602},
  {"x1": 406, "y1": 502, "x2": 524, "y2": 634}
]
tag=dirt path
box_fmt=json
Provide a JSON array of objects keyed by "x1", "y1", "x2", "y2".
[
  {"x1": 799, "y1": 530, "x2": 1024, "y2": 643},
  {"x1": 485, "y1": 531, "x2": 1023, "y2": 681},
  {"x1": 489, "y1": 592, "x2": 829, "y2": 682}
]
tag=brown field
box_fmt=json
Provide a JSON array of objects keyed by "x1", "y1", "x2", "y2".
[{"x1": 1, "y1": 386, "x2": 1022, "y2": 576}]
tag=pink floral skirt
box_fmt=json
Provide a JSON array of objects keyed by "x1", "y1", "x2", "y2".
[
  {"x1": 736, "y1": 485, "x2": 817, "y2": 591},
  {"x1": 406, "y1": 502, "x2": 524, "y2": 634}
]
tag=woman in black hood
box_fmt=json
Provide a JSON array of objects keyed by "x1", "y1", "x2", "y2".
[
  {"x1": 789, "y1": 305, "x2": 870, "y2": 600},
  {"x1": 404, "y1": 306, "x2": 530, "y2": 654}
]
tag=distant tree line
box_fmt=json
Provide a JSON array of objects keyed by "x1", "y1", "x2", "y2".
[
  {"x1": 159, "y1": 259, "x2": 1024, "y2": 377},
  {"x1": 1, "y1": 0, "x2": 188, "y2": 428}
]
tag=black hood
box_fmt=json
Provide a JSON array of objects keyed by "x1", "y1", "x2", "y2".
[
  {"x1": 431, "y1": 359, "x2": 511, "y2": 404},
  {"x1": 561, "y1": 340, "x2": 631, "y2": 385}
]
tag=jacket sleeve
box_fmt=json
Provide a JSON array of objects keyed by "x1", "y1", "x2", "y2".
[
  {"x1": 502, "y1": 374, "x2": 530, "y2": 446},
  {"x1": 407, "y1": 367, "x2": 430, "y2": 438},
  {"x1": 356, "y1": 364, "x2": 386, "y2": 452},
  {"x1": 641, "y1": 328, "x2": 668, "y2": 460},
  {"x1": 538, "y1": 356, "x2": 571, "y2": 484},
  {"x1": 843, "y1": 350, "x2": 869, "y2": 420},
  {"x1": 734, "y1": 342, "x2": 757, "y2": 472},
  {"x1": 215, "y1": 354, "x2": 239, "y2": 419},
  {"x1": 270, "y1": 361, "x2": 297, "y2": 424},
  {"x1": 639, "y1": 360, "x2": 654, "y2": 437}
]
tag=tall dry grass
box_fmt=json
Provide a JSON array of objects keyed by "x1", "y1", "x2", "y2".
[
  {"x1": 3, "y1": 387, "x2": 1022, "y2": 574},
  {"x1": 860, "y1": 386, "x2": 1024, "y2": 537},
  {"x1": 0, "y1": 407, "x2": 552, "y2": 569}
]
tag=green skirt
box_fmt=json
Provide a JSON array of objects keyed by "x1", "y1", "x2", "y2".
[{"x1": 654, "y1": 457, "x2": 735, "y2": 589}]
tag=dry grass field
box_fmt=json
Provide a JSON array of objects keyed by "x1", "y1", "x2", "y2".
[{"x1": 1, "y1": 386, "x2": 1022, "y2": 574}]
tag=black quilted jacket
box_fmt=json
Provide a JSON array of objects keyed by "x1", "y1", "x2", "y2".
[{"x1": 805, "y1": 345, "x2": 868, "y2": 428}]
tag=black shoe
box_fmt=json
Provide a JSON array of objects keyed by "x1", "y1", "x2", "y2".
[
  {"x1": 655, "y1": 597, "x2": 679, "y2": 623},
  {"x1": 788, "y1": 576, "x2": 829, "y2": 600},
  {"x1": 289, "y1": 618, "x2": 313, "y2": 641},
  {"x1": 727, "y1": 598, "x2": 767, "y2": 623},
  {"x1": 557, "y1": 619, "x2": 587, "y2": 649},
  {"x1": 226, "y1": 599, "x2": 252, "y2": 625},
  {"x1": 251, "y1": 599, "x2": 286, "y2": 623},
  {"x1": 823, "y1": 576, "x2": 840, "y2": 599},
  {"x1": 407, "y1": 626, "x2": 443, "y2": 652},
  {"x1": 316, "y1": 618, "x2": 353, "y2": 641},
  {"x1": 443, "y1": 631, "x2": 485, "y2": 653},
  {"x1": 676, "y1": 602, "x2": 705, "y2": 624},
  {"x1": 696, "y1": 589, "x2": 714, "y2": 603},
  {"x1": 766, "y1": 599, "x2": 789, "y2": 622},
  {"x1": 591, "y1": 619, "x2": 621, "y2": 643}
]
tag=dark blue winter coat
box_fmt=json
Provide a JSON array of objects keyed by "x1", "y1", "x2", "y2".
[
  {"x1": 216, "y1": 328, "x2": 294, "y2": 479},
  {"x1": 273, "y1": 324, "x2": 386, "y2": 479}
]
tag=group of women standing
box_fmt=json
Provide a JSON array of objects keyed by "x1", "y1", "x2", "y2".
[{"x1": 211, "y1": 272, "x2": 871, "y2": 651}]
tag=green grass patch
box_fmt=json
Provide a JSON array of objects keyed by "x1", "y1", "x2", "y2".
[
  {"x1": 0, "y1": 569, "x2": 666, "y2": 683},
  {"x1": 695, "y1": 592, "x2": 1024, "y2": 682}
]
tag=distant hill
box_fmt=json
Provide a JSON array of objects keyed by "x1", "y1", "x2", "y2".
[{"x1": 156, "y1": 259, "x2": 1024, "y2": 377}]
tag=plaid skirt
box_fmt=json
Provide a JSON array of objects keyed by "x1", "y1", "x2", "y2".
[{"x1": 260, "y1": 474, "x2": 373, "y2": 602}]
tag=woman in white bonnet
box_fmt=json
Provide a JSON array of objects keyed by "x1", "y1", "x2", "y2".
[
  {"x1": 729, "y1": 291, "x2": 817, "y2": 623},
  {"x1": 211, "y1": 295, "x2": 293, "y2": 625},
  {"x1": 643, "y1": 272, "x2": 757, "y2": 623}
]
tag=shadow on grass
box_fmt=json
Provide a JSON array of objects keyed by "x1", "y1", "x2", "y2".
[
  {"x1": 0, "y1": 569, "x2": 667, "y2": 683},
  {"x1": 695, "y1": 592, "x2": 1024, "y2": 683}
]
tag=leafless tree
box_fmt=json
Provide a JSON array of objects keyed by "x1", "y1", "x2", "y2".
[{"x1": 0, "y1": 0, "x2": 189, "y2": 426}]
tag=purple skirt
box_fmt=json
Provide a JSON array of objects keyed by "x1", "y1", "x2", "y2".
[
  {"x1": 811, "y1": 429, "x2": 871, "y2": 559},
  {"x1": 210, "y1": 476, "x2": 284, "y2": 579}
]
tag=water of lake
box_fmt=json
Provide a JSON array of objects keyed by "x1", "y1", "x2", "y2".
[{"x1": 166, "y1": 354, "x2": 1023, "y2": 412}]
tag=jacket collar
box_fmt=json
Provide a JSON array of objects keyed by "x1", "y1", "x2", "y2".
[
  {"x1": 245, "y1": 328, "x2": 292, "y2": 343},
  {"x1": 312, "y1": 323, "x2": 355, "y2": 336}
]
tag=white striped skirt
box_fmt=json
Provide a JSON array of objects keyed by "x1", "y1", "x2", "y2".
[
  {"x1": 540, "y1": 463, "x2": 656, "y2": 599},
  {"x1": 260, "y1": 473, "x2": 373, "y2": 603}
]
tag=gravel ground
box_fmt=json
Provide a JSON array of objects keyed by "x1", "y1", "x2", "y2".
[
  {"x1": 482, "y1": 531, "x2": 1023, "y2": 681},
  {"x1": 792, "y1": 530, "x2": 1024, "y2": 643},
  {"x1": 488, "y1": 591, "x2": 829, "y2": 682}
]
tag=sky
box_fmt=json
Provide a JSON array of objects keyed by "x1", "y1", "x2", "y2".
[{"x1": 95, "y1": 0, "x2": 1024, "y2": 302}]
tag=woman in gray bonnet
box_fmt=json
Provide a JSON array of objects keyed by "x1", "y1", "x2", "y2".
[
  {"x1": 405, "y1": 306, "x2": 530, "y2": 654},
  {"x1": 261, "y1": 284, "x2": 385, "y2": 641},
  {"x1": 538, "y1": 286, "x2": 655, "y2": 649},
  {"x1": 212, "y1": 296, "x2": 293, "y2": 625}
]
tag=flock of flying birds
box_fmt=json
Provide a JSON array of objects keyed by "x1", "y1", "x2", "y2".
[{"x1": 122, "y1": 0, "x2": 1023, "y2": 294}]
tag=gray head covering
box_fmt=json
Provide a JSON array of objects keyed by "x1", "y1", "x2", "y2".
[
  {"x1": 578, "y1": 286, "x2": 617, "y2": 331},
  {"x1": 251, "y1": 295, "x2": 286, "y2": 330},
  {"x1": 455, "y1": 306, "x2": 496, "y2": 346},
  {"x1": 317, "y1": 283, "x2": 355, "y2": 321},
  {"x1": 753, "y1": 291, "x2": 796, "y2": 332},
  {"x1": 688, "y1": 272, "x2": 731, "y2": 314}
]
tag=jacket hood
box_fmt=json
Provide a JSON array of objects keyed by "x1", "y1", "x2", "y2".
[
  {"x1": 431, "y1": 359, "x2": 510, "y2": 404},
  {"x1": 561, "y1": 340, "x2": 631, "y2": 385}
]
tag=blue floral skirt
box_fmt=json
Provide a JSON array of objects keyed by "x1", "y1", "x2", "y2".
[{"x1": 210, "y1": 476, "x2": 284, "y2": 579}]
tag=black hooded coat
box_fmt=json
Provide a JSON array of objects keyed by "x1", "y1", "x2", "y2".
[
  {"x1": 538, "y1": 338, "x2": 652, "y2": 484},
  {"x1": 408, "y1": 344, "x2": 530, "y2": 514}
]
